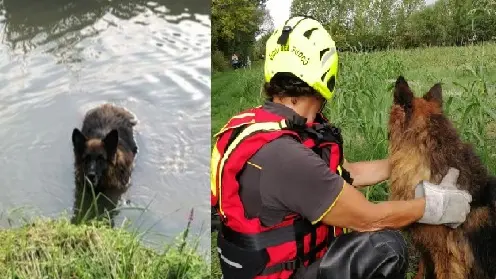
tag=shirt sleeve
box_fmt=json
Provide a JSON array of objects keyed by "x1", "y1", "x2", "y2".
[{"x1": 255, "y1": 136, "x2": 345, "y2": 224}]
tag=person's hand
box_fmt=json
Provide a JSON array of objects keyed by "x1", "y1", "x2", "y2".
[{"x1": 414, "y1": 168, "x2": 472, "y2": 228}]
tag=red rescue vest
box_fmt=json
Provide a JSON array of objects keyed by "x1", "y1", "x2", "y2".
[{"x1": 211, "y1": 106, "x2": 354, "y2": 279}]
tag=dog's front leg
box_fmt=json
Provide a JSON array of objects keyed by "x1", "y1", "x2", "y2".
[{"x1": 413, "y1": 257, "x2": 425, "y2": 279}]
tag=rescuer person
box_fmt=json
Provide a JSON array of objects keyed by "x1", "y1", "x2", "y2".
[{"x1": 211, "y1": 15, "x2": 472, "y2": 279}]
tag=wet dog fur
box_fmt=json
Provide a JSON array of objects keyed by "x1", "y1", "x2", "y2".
[
  {"x1": 387, "y1": 76, "x2": 496, "y2": 279},
  {"x1": 71, "y1": 103, "x2": 138, "y2": 224},
  {"x1": 72, "y1": 103, "x2": 138, "y2": 190}
]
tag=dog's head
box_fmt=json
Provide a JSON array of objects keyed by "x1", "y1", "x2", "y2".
[
  {"x1": 388, "y1": 76, "x2": 444, "y2": 140},
  {"x1": 72, "y1": 128, "x2": 119, "y2": 187}
]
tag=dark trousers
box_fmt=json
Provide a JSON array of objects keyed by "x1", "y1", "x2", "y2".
[{"x1": 316, "y1": 229, "x2": 408, "y2": 279}]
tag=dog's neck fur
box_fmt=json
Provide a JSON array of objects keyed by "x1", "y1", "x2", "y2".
[{"x1": 388, "y1": 139, "x2": 431, "y2": 201}]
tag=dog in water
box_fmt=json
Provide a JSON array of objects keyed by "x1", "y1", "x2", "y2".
[
  {"x1": 387, "y1": 76, "x2": 496, "y2": 279},
  {"x1": 71, "y1": 103, "x2": 138, "y2": 224}
]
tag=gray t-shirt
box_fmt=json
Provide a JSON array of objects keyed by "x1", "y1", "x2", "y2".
[
  {"x1": 237, "y1": 102, "x2": 345, "y2": 278},
  {"x1": 239, "y1": 136, "x2": 345, "y2": 225}
]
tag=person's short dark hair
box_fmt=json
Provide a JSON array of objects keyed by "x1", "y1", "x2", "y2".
[{"x1": 263, "y1": 73, "x2": 322, "y2": 101}]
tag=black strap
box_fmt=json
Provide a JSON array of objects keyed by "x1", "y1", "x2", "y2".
[
  {"x1": 277, "y1": 25, "x2": 292, "y2": 45},
  {"x1": 259, "y1": 238, "x2": 331, "y2": 275},
  {"x1": 341, "y1": 167, "x2": 354, "y2": 185},
  {"x1": 261, "y1": 260, "x2": 299, "y2": 275},
  {"x1": 225, "y1": 125, "x2": 248, "y2": 152},
  {"x1": 300, "y1": 120, "x2": 355, "y2": 184},
  {"x1": 302, "y1": 123, "x2": 344, "y2": 164},
  {"x1": 309, "y1": 225, "x2": 317, "y2": 263},
  {"x1": 220, "y1": 218, "x2": 316, "y2": 251},
  {"x1": 294, "y1": 218, "x2": 306, "y2": 275},
  {"x1": 221, "y1": 217, "x2": 334, "y2": 276},
  {"x1": 284, "y1": 115, "x2": 307, "y2": 132},
  {"x1": 312, "y1": 123, "x2": 343, "y2": 145}
]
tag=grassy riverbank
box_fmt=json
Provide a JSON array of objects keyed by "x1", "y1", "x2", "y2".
[
  {"x1": 0, "y1": 216, "x2": 209, "y2": 279},
  {"x1": 211, "y1": 43, "x2": 496, "y2": 278}
]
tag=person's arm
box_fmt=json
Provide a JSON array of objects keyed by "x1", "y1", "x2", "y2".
[
  {"x1": 317, "y1": 182, "x2": 425, "y2": 232},
  {"x1": 255, "y1": 137, "x2": 471, "y2": 232},
  {"x1": 263, "y1": 143, "x2": 421, "y2": 231},
  {"x1": 343, "y1": 159, "x2": 391, "y2": 188},
  {"x1": 318, "y1": 168, "x2": 472, "y2": 232}
]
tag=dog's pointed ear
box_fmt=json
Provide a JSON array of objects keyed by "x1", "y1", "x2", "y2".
[
  {"x1": 72, "y1": 128, "x2": 87, "y2": 155},
  {"x1": 393, "y1": 76, "x2": 414, "y2": 108},
  {"x1": 424, "y1": 82, "x2": 443, "y2": 107},
  {"x1": 103, "y1": 129, "x2": 119, "y2": 159}
]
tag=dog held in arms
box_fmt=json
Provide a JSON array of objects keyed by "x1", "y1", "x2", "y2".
[
  {"x1": 387, "y1": 76, "x2": 496, "y2": 279},
  {"x1": 71, "y1": 103, "x2": 138, "y2": 225}
]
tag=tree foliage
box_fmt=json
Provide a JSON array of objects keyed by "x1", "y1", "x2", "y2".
[
  {"x1": 212, "y1": 0, "x2": 268, "y2": 57},
  {"x1": 212, "y1": 0, "x2": 496, "y2": 72},
  {"x1": 290, "y1": 0, "x2": 496, "y2": 51}
]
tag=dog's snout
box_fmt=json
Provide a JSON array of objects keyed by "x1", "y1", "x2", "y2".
[
  {"x1": 87, "y1": 161, "x2": 97, "y2": 182},
  {"x1": 86, "y1": 164, "x2": 97, "y2": 182},
  {"x1": 87, "y1": 172, "x2": 96, "y2": 182}
]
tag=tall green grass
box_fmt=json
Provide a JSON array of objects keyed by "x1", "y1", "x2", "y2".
[
  {"x1": 211, "y1": 43, "x2": 496, "y2": 278},
  {"x1": 0, "y1": 182, "x2": 210, "y2": 279}
]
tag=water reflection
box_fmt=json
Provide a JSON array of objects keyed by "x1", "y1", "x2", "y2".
[
  {"x1": 0, "y1": 0, "x2": 211, "y2": 254},
  {"x1": 1, "y1": 0, "x2": 210, "y2": 55}
]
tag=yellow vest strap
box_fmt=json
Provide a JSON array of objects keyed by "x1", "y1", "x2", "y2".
[{"x1": 211, "y1": 120, "x2": 288, "y2": 217}]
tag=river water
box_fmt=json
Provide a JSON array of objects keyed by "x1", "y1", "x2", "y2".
[{"x1": 0, "y1": 0, "x2": 211, "y2": 255}]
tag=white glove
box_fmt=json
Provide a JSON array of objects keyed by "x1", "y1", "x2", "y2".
[{"x1": 414, "y1": 168, "x2": 472, "y2": 228}]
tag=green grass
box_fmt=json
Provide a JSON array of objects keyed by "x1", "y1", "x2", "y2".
[
  {"x1": 211, "y1": 43, "x2": 496, "y2": 278},
  {"x1": 0, "y1": 208, "x2": 210, "y2": 278}
]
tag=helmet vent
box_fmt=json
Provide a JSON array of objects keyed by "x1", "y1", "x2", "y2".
[
  {"x1": 321, "y1": 47, "x2": 336, "y2": 68},
  {"x1": 321, "y1": 69, "x2": 329, "y2": 82},
  {"x1": 303, "y1": 28, "x2": 318, "y2": 39},
  {"x1": 328, "y1": 76, "x2": 336, "y2": 92},
  {"x1": 319, "y1": 48, "x2": 330, "y2": 60},
  {"x1": 277, "y1": 17, "x2": 308, "y2": 45}
]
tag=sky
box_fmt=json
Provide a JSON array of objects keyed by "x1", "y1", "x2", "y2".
[
  {"x1": 265, "y1": 0, "x2": 292, "y2": 28},
  {"x1": 265, "y1": 0, "x2": 438, "y2": 28}
]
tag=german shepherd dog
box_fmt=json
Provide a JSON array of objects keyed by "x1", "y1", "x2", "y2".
[
  {"x1": 387, "y1": 76, "x2": 496, "y2": 279},
  {"x1": 71, "y1": 103, "x2": 138, "y2": 225}
]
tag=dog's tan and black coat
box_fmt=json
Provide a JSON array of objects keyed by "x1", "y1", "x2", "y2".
[
  {"x1": 71, "y1": 103, "x2": 138, "y2": 225},
  {"x1": 387, "y1": 76, "x2": 496, "y2": 279}
]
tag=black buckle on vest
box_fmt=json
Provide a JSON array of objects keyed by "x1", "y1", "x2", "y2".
[
  {"x1": 283, "y1": 112, "x2": 342, "y2": 145},
  {"x1": 283, "y1": 260, "x2": 298, "y2": 271},
  {"x1": 258, "y1": 236, "x2": 331, "y2": 276},
  {"x1": 305, "y1": 126, "x2": 324, "y2": 145},
  {"x1": 312, "y1": 123, "x2": 343, "y2": 145},
  {"x1": 260, "y1": 260, "x2": 300, "y2": 275}
]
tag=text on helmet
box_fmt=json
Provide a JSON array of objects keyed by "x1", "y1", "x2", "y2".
[{"x1": 268, "y1": 45, "x2": 309, "y2": 65}]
